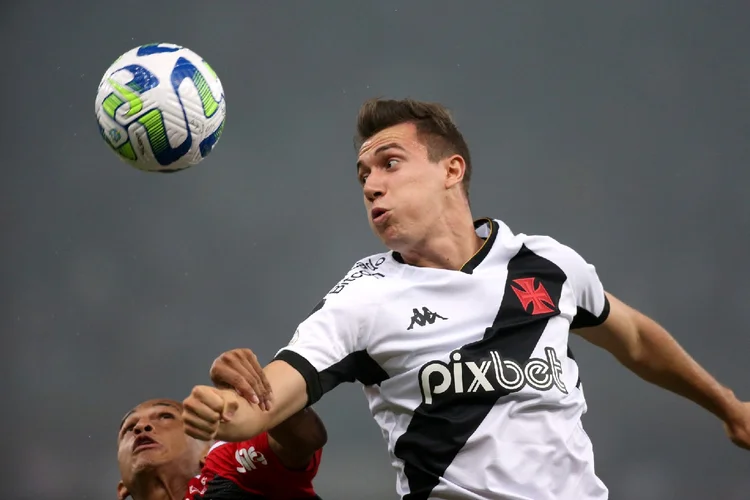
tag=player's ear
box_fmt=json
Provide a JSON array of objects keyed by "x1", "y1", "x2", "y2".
[
  {"x1": 443, "y1": 154, "x2": 466, "y2": 190},
  {"x1": 117, "y1": 480, "x2": 130, "y2": 500}
]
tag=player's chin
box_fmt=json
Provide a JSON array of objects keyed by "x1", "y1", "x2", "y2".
[
  {"x1": 371, "y1": 225, "x2": 398, "y2": 247},
  {"x1": 131, "y1": 448, "x2": 171, "y2": 471}
]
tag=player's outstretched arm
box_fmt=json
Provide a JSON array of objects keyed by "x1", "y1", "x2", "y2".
[
  {"x1": 267, "y1": 407, "x2": 328, "y2": 469},
  {"x1": 573, "y1": 291, "x2": 750, "y2": 449},
  {"x1": 183, "y1": 359, "x2": 309, "y2": 443}
]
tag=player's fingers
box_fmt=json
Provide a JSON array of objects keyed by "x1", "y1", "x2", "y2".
[
  {"x1": 184, "y1": 386, "x2": 225, "y2": 418},
  {"x1": 237, "y1": 350, "x2": 272, "y2": 410},
  {"x1": 214, "y1": 350, "x2": 264, "y2": 405},
  {"x1": 210, "y1": 359, "x2": 259, "y2": 406},
  {"x1": 232, "y1": 359, "x2": 265, "y2": 407},
  {"x1": 183, "y1": 399, "x2": 222, "y2": 425},
  {"x1": 183, "y1": 411, "x2": 219, "y2": 436},
  {"x1": 183, "y1": 419, "x2": 215, "y2": 441},
  {"x1": 240, "y1": 348, "x2": 273, "y2": 398},
  {"x1": 241, "y1": 348, "x2": 273, "y2": 409}
]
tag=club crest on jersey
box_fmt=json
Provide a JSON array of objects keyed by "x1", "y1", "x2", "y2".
[
  {"x1": 510, "y1": 277, "x2": 557, "y2": 315},
  {"x1": 419, "y1": 347, "x2": 567, "y2": 405}
]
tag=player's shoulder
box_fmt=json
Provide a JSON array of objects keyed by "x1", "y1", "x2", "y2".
[
  {"x1": 206, "y1": 433, "x2": 269, "y2": 457},
  {"x1": 203, "y1": 439, "x2": 235, "y2": 464},
  {"x1": 492, "y1": 218, "x2": 592, "y2": 272},
  {"x1": 203, "y1": 434, "x2": 271, "y2": 472},
  {"x1": 323, "y1": 250, "x2": 397, "y2": 300}
]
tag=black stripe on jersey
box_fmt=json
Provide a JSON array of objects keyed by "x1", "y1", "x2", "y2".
[
  {"x1": 566, "y1": 347, "x2": 582, "y2": 389},
  {"x1": 570, "y1": 297, "x2": 611, "y2": 329},
  {"x1": 393, "y1": 244, "x2": 567, "y2": 500},
  {"x1": 275, "y1": 349, "x2": 389, "y2": 407}
]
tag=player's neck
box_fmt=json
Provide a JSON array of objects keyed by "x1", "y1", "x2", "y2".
[
  {"x1": 128, "y1": 471, "x2": 190, "y2": 500},
  {"x1": 398, "y1": 209, "x2": 481, "y2": 271}
]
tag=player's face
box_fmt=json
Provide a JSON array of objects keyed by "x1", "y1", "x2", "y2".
[
  {"x1": 356, "y1": 122, "x2": 449, "y2": 250},
  {"x1": 117, "y1": 399, "x2": 206, "y2": 484}
]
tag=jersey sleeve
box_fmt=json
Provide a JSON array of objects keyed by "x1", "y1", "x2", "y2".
[
  {"x1": 273, "y1": 260, "x2": 382, "y2": 406},
  {"x1": 200, "y1": 433, "x2": 321, "y2": 498},
  {"x1": 525, "y1": 235, "x2": 610, "y2": 329}
]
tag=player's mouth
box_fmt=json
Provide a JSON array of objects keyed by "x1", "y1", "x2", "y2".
[
  {"x1": 133, "y1": 435, "x2": 160, "y2": 453},
  {"x1": 371, "y1": 207, "x2": 389, "y2": 225}
]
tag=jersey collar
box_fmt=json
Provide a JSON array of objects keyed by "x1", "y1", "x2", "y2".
[{"x1": 391, "y1": 218, "x2": 498, "y2": 274}]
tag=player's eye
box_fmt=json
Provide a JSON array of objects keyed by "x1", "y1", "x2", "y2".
[
  {"x1": 386, "y1": 159, "x2": 399, "y2": 168},
  {"x1": 159, "y1": 412, "x2": 175, "y2": 420},
  {"x1": 122, "y1": 423, "x2": 135, "y2": 434}
]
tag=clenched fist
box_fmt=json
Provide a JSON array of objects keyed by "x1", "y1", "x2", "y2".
[{"x1": 182, "y1": 385, "x2": 241, "y2": 441}]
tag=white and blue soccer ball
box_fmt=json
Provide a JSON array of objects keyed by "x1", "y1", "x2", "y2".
[{"x1": 95, "y1": 43, "x2": 226, "y2": 172}]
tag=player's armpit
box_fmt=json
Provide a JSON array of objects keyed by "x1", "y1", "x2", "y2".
[
  {"x1": 268, "y1": 407, "x2": 328, "y2": 470},
  {"x1": 572, "y1": 291, "x2": 740, "y2": 423},
  {"x1": 217, "y1": 359, "x2": 310, "y2": 442}
]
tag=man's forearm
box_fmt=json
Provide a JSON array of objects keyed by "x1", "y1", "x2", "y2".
[
  {"x1": 625, "y1": 314, "x2": 740, "y2": 421},
  {"x1": 216, "y1": 360, "x2": 311, "y2": 442},
  {"x1": 216, "y1": 392, "x2": 272, "y2": 442}
]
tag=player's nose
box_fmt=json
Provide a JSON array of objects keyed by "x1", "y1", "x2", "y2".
[
  {"x1": 133, "y1": 420, "x2": 154, "y2": 434},
  {"x1": 363, "y1": 175, "x2": 385, "y2": 202}
]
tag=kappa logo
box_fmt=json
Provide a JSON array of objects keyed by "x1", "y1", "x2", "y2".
[
  {"x1": 407, "y1": 307, "x2": 448, "y2": 330},
  {"x1": 235, "y1": 445, "x2": 267, "y2": 473},
  {"x1": 511, "y1": 277, "x2": 556, "y2": 315}
]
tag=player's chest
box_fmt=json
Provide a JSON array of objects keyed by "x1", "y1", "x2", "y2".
[{"x1": 369, "y1": 267, "x2": 576, "y2": 375}]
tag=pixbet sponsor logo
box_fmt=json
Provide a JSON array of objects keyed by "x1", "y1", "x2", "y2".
[{"x1": 419, "y1": 347, "x2": 567, "y2": 405}]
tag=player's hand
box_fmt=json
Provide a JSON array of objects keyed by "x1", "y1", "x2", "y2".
[
  {"x1": 209, "y1": 348, "x2": 273, "y2": 411},
  {"x1": 723, "y1": 401, "x2": 750, "y2": 450},
  {"x1": 182, "y1": 385, "x2": 240, "y2": 441}
]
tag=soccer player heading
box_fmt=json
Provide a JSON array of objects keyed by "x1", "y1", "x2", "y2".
[
  {"x1": 181, "y1": 98, "x2": 750, "y2": 500},
  {"x1": 117, "y1": 397, "x2": 325, "y2": 499}
]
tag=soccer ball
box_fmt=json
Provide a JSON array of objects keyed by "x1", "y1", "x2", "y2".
[{"x1": 95, "y1": 43, "x2": 226, "y2": 172}]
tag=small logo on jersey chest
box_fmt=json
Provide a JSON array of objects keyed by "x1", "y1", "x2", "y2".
[
  {"x1": 407, "y1": 307, "x2": 448, "y2": 330},
  {"x1": 329, "y1": 257, "x2": 386, "y2": 294},
  {"x1": 235, "y1": 446, "x2": 267, "y2": 473},
  {"x1": 511, "y1": 277, "x2": 556, "y2": 315}
]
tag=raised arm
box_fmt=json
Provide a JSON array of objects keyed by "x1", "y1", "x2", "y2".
[
  {"x1": 184, "y1": 261, "x2": 378, "y2": 443},
  {"x1": 529, "y1": 234, "x2": 750, "y2": 450},
  {"x1": 573, "y1": 292, "x2": 750, "y2": 448},
  {"x1": 183, "y1": 359, "x2": 309, "y2": 443}
]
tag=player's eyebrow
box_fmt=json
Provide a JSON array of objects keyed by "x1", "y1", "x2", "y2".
[
  {"x1": 119, "y1": 401, "x2": 180, "y2": 431},
  {"x1": 356, "y1": 142, "x2": 406, "y2": 171}
]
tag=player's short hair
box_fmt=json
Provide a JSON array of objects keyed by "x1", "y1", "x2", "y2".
[{"x1": 355, "y1": 98, "x2": 472, "y2": 198}]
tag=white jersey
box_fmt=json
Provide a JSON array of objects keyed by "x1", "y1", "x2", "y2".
[{"x1": 275, "y1": 218, "x2": 610, "y2": 500}]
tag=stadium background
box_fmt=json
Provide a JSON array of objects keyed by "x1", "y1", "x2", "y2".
[{"x1": 2, "y1": 2, "x2": 749, "y2": 498}]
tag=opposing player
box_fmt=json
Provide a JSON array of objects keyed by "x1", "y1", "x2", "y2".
[
  {"x1": 182, "y1": 98, "x2": 750, "y2": 500},
  {"x1": 117, "y1": 395, "x2": 325, "y2": 499}
]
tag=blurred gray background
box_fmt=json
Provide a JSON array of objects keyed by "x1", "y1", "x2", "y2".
[{"x1": 2, "y1": 1, "x2": 749, "y2": 499}]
